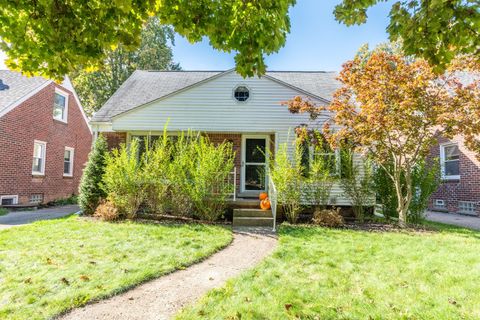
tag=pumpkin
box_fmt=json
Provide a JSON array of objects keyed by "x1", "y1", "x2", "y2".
[
  {"x1": 260, "y1": 198, "x2": 271, "y2": 210},
  {"x1": 259, "y1": 192, "x2": 268, "y2": 201}
]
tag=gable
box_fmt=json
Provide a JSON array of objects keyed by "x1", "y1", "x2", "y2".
[{"x1": 111, "y1": 71, "x2": 329, "y2": 133}]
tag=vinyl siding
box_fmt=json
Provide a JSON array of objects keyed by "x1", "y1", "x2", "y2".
[{"x1": 111, "y1": 71, "x2": 367, "y2": 206}]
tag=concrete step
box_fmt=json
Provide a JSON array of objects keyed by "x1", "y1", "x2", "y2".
[
  {"x1": 233, "y1": 208, "x2": 272, "y2": 218},
  {"x1": 233, "y1": 216, "x2": 274, "y2": 227},
  {"x1": 227, "y1": 198, "x2": 260, "y2": 209}
]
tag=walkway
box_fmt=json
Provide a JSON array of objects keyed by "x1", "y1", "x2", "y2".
[
  {"x1": 61, "y1": 228, "x2": 278, "y2": 320},
  {"x1": 425, "y1": 211, "x2": 480, "y2": 231},
  {"x1": 0, "y1": 205, "x2": 79, "y2": 230}
]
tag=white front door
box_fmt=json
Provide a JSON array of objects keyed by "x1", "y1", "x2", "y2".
[{"x1": 241, "y1": 135, "x2": 269, "y2": 194}]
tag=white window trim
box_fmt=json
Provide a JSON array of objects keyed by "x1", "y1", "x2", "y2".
[
  {"x1": 0, "y1": 195, "x2": 18, "y2": 205},
  {"x1": 32, "y1": 140, "x2": 47, "y2": 175},
  {"x1": 63, "y1": 147, "x2": 75, "y2": 177},
  {"x1": 232, "y1": 84, "x2": 251, "y2": 103},
  {"x1": 439, "y1": 142, "x2": 460, "y2": 180},
  {"x1": 311, "y1": 147, "x2": 341, "y2": 176},
  {"x1": 53, "y1": 87, "x2": 69, "y2": 123}
]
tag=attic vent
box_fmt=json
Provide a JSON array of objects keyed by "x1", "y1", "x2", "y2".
[{"x1": 0, "y1": 79, "x2": 9, "y2": 91}]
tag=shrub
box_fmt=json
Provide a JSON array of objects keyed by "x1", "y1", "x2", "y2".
[
  {"x1": 340, "y1": 149, "x2": 375, "y2": 223},
  {"x1": 270, "y1": 142, "x2": 303, "y2": 223},
  {"x1": 78, "y1": 135, "x2": 108, "y2": 215},
  {"x1": 312, "y1": 208, "x2": 344, "y2": 227},
  {"x1": 304, "y1": 143, "x2": 336, "y2": 211},
  {"x1": 0, "y1": 208, "x2": 8, "y2": 216},
  {"x1": 102, "y1": 139, "x2": 145, "y2": 219},
  {"x1": 183, "y1": 134, "x2": 235, "y2": 221},
  {"x1": 142, "y1": 132, "x2": 172, "y2": 214},
  {"x1": 94, "y1": 200, "x2": 119, "y2": 221},
  {"x1": 374, "y1": 157, "x2": 440, "y2": 223}
]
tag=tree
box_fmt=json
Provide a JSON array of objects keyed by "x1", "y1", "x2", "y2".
[
  {"x1": 286, "y1": 47, "x2": 479, "y2": 226},
  {"x1": 0, "y1": 0, "x2": 295, "y2": 79},
  {"x1": 78, "y1": 135, "x2": 108, "y2": 215},
  {"x1": 334, "y1": 0, "x2": 480, "y2": 73},
  {"x1": 71, "y1": 17, "x2": 179, "y2": 116}
]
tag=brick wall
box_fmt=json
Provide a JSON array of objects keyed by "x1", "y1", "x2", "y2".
[
  {"x1": 0, "y1": 83, "x2": 92, "y2": 204},
  {"x1": 101, "y1": 132, "x2": 127, "y2": 150},
  {"x1": 428, "y1": 135, "x2": 480, "y2": 215}
]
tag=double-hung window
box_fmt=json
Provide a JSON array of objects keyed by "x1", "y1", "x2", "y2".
[
  {"x1": 64, "y1": 147, "x2": 74, "y2": 177},
  {"x1": 32, "y1": 140, "x2": 47, "y2": 175},
  {"x1": 440, "y1": 143, "x2": 460, "y2": 180},
  {"x1": 53, "y1": 88, "x2": 68, "y2": 122}
]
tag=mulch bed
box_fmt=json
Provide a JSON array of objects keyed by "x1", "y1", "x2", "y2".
[{"x1": 340, "y1": 222, "x2": 436, "y2": 233}]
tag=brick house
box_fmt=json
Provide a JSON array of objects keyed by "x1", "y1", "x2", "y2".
[
  {"x1": 428, "y1": 135, "x2": 480, "y2": 216},
  {"x1": 0, "y1": 70, "x2": 92, "y2": 206}
]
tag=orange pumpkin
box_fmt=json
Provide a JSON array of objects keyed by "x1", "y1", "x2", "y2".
[
  {"x1": 259, "y1": 192, "x2": 268, "y2": 201},
  {"x1": 260, "y1": 198, "x2": 271, "y2": 210}
]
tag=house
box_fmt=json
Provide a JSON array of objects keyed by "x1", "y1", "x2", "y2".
[
  {"x1": 90, "y1": 69, "x2": 367, "y2": 207},
  {"x1": 428, "y1": 135, "x2": 480, "y2": 216},
  {"x1": 0, "y1": 70, "x2": 92, "y2": 206}
]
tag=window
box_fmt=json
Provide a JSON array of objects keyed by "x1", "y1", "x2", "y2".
[
  {"x1": 1, "y1": 195, "x2": 18, "y2": 205},
  {"x1": 32, "y1": 140, "x2": 46, "y2": 175},
  {"x1": 434, "y1": 199, "x2": 446, "y2": 209},
  {"x1": 233, "y1": 86, "x2": 250, "y2": 102},
  {"x1": 300, "y1": 142, "x2": 340, "y2": 177},
  {"x1": 53, "y1": 89, "x2": 68, "y2": 122},
  {"x1": 64, "y1": 147, "x2": 74, "y2": 176},
  {"x1": 29, "y1": 194, "x2": 44, "y2": 204},
  {"x1": 440, "y1": 143, "x2": 460, "y2": 179},
  {"x1": 458, "y1": 201, "x2": 476, "y2": 215}
]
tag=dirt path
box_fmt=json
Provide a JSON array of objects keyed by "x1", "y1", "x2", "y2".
[{"x1": 59, "y1": 228, "x2": 277, "y2": 320}]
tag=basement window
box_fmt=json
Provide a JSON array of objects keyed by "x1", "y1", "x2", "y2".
[
  {"x1": 1, "y1": 195, "x2": 18, "y2": 206},
  {"x1": 434, "y1": 199, "x2": 446, "y2": 209},
  {"x1": 458, "y1": 201, "x2": 476, "y2": 215},
  {"x1": 30, "y1": 194, "x2": 44, "y2": 204}
]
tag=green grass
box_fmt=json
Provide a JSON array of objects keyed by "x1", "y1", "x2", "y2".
[
  {"x1": 0, "y1": 208, "x2": 8, "y2": 216},
  {"x1": 178, "y1": 224, "x2": 480, "y2": 319},
  {"x1": 0, "y1": 216, "x2": 232, "y2": 320}
]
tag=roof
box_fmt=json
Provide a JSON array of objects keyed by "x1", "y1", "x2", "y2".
[
  {"x1": 91, "y1": 70, "x2": 341, "y2": 122},
  {"x1": 0, "y1": 70, "x2": 50, "y2": 116}
]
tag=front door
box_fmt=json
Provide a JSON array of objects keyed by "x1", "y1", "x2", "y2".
[{"x1": 241, "y1": 135, "x2": 269, "y2": 194}]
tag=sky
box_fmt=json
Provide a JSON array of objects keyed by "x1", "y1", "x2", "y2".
[{"x1": 0, "y1": 0, "x2": 393, "y2": 72}]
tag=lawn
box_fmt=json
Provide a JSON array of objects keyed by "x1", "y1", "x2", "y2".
[
  {"x1": 0, "y1": 216, "x2": 232, "y2": 320},
  {"x1": 178, "y1": 224, "x2": 480, "y2": 319}
]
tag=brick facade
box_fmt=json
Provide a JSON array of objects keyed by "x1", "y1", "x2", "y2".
[
  {"x1": 102, "y1": 132, "x2": 127, "y2": 150},
  {"x1": 0, "y1": 83, "x2": 92, "y2": 204},
  {"x1": 428, "y1": 136, "x2": 480, "y2": 215}
]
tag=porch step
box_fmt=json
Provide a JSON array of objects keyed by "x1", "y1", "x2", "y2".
[
  {"x1": 233, "y1": 208, "x2": 272, "y2": 217},
  {"x1": 233, "y1": 209, "x2": 273, "y2": 227}
]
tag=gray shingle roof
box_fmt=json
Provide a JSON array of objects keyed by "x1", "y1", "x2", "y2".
[
  {"x1": 0, "y1": 70, "x2": 49, "y2": 115},
  {"x1": 92, "y1": 70, "x2": 340, "y2": 122}
]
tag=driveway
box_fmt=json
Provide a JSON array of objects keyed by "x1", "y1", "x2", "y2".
[
  {"x1": 60, "y1": 228, "x2": 278, "y2": 320},
  {"x1": 0, "y1": 205, "x2": 80, "y2": 230},
  {"x1": 425, "y1": 211, "x2": 480, "y2": 231}
]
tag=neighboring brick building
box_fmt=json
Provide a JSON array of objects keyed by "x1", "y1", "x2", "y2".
[
  {"x1": 0, "y1": 70, "x2": 92, "y2": 206},
  {"x1": 428, "y1": 135, "x2": 480, "y2": 216}
]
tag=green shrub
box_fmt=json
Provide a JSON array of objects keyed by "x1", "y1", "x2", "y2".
[
  {"x1": 184, "y1": 134, "x2": 235, "y2": 221},
  {"x1": 78, "y1": 135, "x2": 108, "y2": 215},
  {"x1": 340, "y1": 149, "x2": 375, "y2": 223},
  {"x1": 0, "y1": 208, "x2": 8, "y2": 216},
  {"x1": 374, "y1": 157, "x2": 440, "y2": 223},
  {"x1": 102, "y1": 139, "x2": 145, "y2": 219},
  {"x1": 142, "y1": 132, "x2": 172, "y2": 214},
  {"x1": 304, "y1": 143, "x2": 336, "y2": 211},
  {"x1": 270, "y1": 143, "x2": 303, "y2": 223}
]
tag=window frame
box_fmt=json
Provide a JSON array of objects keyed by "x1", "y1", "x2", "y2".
[
  {"x1": 32, "y1": 140, "x2": 47, "y2": 175},
  {"x1": 439, "y1": 142, "x2": 460, "y2": 180},
  {"x1": 232, "y1": 85, "x2": 251, "y2": 103},
  {"x1": 53, "y1": 88, "x2": 69, "y2": 123},
  {"x1": 0, "y1": 195, "x2": 18, "y2": 205},
  {"x1": 308, "y1": 146, "x2": 341, "y2": 177},
  {"x1": 63, "y1": 147, "x2": 75, "y2": 177}
]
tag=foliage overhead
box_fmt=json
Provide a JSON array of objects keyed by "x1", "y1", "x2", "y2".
[
  {"x1": 334, "y1": 0, "x2": 480, "y2": 73},
  {"x1": 72, "y1": 17, "x2": 179, "y2": 116},
  {"x1": 0, "y1": 0, "x2": 295, "y2": 79}
]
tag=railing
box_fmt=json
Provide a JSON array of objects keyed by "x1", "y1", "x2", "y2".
[{"x1": 268, "y1": 175, "x2": 277, "y2": 232}]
